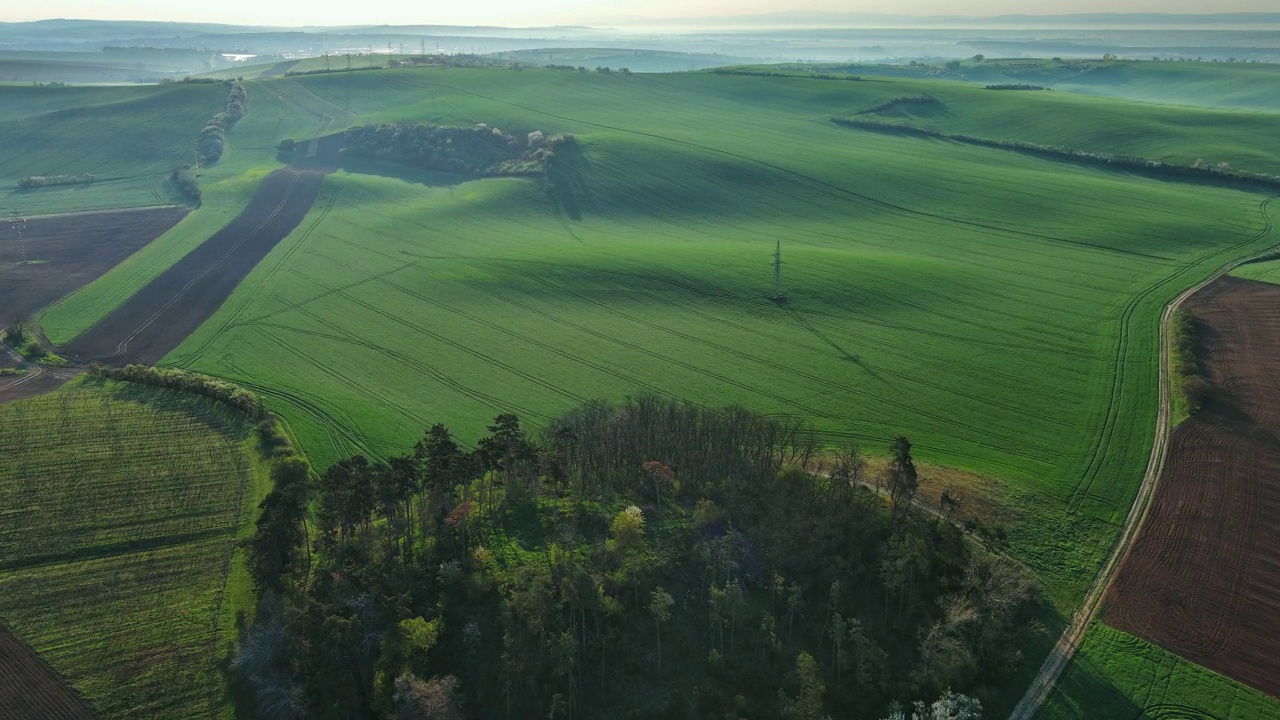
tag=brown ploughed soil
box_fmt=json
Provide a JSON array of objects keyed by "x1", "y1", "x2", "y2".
[
  {"x1": 65, "y1": 168, "x2": 326, "y2": 364},
  {"x1": 0, "y1": 622, "x2": 96, "y2": 720},
  {"x1": 0, "y1": 207, "x2": 187, "y2": 323},
  {"x1": 1105, "y1": 275, "x2": 1280, "y2": 699}
]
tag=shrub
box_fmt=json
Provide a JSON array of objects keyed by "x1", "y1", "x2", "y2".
[{"x1": 170, "y1": 166, "x2": 201, "y2": 205}]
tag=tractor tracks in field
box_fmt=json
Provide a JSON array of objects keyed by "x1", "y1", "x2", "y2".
[{"x1": 1009, "y1": 196, "x2": 1277, "y2": 720}]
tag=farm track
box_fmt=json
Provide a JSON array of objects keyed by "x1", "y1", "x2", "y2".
[
  {"x1": 1104, "y1": 275, "x2": 1280, "y2": 699},
  {"x1": 64, "y1": 167, "x2": 327, "y2": 364},
  {"x1": 1009, "y1": 197, "x2": 1277, "y2": 720},
  {"x1": 0, "y1": 622, "x2": 96, "y2": 720}
]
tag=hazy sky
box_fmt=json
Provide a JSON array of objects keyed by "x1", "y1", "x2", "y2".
[{"x1": 1, "y1": 0, "x2": 1274, "y2": 27}]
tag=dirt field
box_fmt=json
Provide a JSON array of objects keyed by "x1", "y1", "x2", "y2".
[
  {"x1": 65, "y1": 168, "x2": 326, "y2": 364},
  {"x1": 0, "y1": 207, "x2": 187, "y2": 323},
  {"x1": 0, "y1": 622, "x2": 96, "y2": 720},
  {"x1": 1105, "y1": 275, "x2": 1280, "y2": 699}
]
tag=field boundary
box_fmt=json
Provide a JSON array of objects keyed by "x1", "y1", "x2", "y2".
[{"x1": 1008, "y1": 196, "x2": 1277, "y2": 720}]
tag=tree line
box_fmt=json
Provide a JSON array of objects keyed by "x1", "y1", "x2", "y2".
[
  {"x1": 17, "y1": 174, "x2": 94, "y2": 189},
  {"x1": 237, "y1": 395, "x2": 1044, "y2": 719},
  {"x1": 198, "y1": 82, "x2": 247, "y2": 164},
  {"x1": 830, "y1": 116, "x2": 1280, "y2": 190},
  {"x1": 90, "y1": 364, "x2": 265, "y2": 419}
]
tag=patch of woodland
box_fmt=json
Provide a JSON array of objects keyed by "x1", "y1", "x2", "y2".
[
  {"x1": 236, "y1": 395, "x2": 1046, "y2": 720},
  {"x1": 984, "y1": 84, "x2": 1046, "y2": 91},
  {"x1": 342, "y1": 124, "x2": 590, "y2": 216},
  {"x1": 831, "y1": 117, "x2": 1280, "y2": 189}
]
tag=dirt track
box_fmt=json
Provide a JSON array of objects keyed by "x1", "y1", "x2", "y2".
[
  {"x1": 65, "y1": 168, "x2": 326, "y2": 364},
  {"x1": 1105, "y1": 275, "x2": 1280, "y2": 699},
  {"x1": 0, "y1": 622, "x2": 96, "y2": 720},
  {"x1": 0, "y1": 207, "x2": 187, "y2": 323}
]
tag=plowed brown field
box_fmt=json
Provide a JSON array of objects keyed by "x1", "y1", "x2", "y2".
[
  {"x1": 65, "y1": 168, "x2": 326, "y2": 364},
  {"x1": 0, "y1": 207, "x2": 187, "y2": 323},
  {"x1": 1106, "y1": 274, "x2": 1280, "y2": 699},
  {"x1": 0, "y1": 622, "x2": 95, "y2": 720}
]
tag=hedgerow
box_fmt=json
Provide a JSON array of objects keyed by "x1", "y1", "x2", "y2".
[{"x1": 90, "y1": 364, "x2": 265, "y2": 419}]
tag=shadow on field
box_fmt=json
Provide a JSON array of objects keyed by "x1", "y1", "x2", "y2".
[
  {"x1": 785, "y1": 306, "x2": 893, "y2": 386},
  {"x1": 1038, "y1": 636, "x2": 1144, "y2": 720},
  {"x1": 981, "y1": 602, "x2": 1071, "y2": 717},
  {"x1": 336, "y1": 155, "x2": 475, "y2": 188}
]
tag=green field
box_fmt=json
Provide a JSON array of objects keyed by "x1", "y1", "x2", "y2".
[
  {"x1": 842, "y1": 58, "x2": 1280, "y2": 113},
  {"x1": 1043, "y1": 624, "x2": 1280, "y2": 720},
  {"x1": 0, "y1": 82, "x2": 225, "y2": 214},
  {"x1": 5, "y1": 58, "x2": 1280, "y2": 718},
  {"x1": 188, "y1": 69, "x2": 1273, "y2": 592},
  {"x1": 1230, "y1": 256, "x2": 1280, "y2": 285},
  {"x1": 26, "y1": 66, "x2": 1276, "y2": 609},
  {"x1": 0, "y1": 378, "x2": 268, "y2": 719}
]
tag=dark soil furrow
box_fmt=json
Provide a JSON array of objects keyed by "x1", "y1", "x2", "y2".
[{"x1": 64, "y1": 169, "x2": 326, "y2": 364}]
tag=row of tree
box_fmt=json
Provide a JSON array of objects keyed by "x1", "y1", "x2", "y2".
[
  {"x1": 1175, "y1": 310, "x2": 1212, "y2": 413},
  {"x1": 238, "y1": 395, "x2": 1044, "y2": 719},
  {"x1": 90, "y1": 364, "x2": 265, "y2": 419},
  {"x1": 16, "y1": 173, "x2": 94, "y2": 189},
  {"x1": 197, "y1": 82, "x2": 247, "y2": 164},
  {"x1": 830, "y1": 117, "x2": 1280, "y2": 189}
]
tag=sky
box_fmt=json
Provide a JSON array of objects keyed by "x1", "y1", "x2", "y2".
[{"x1": 0, "y1": 0, "x2": 1275, "y2": 27}]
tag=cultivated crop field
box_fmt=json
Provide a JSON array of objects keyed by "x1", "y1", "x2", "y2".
[
  {"x1": 66, "y1": 168, "x2": 327, "y2": 364},
  {"x1": 0, "y1": 379, "x2": 265, "y2": 719},
  {"x1": 1105, "y1": 275, "x2": 1280, "y2": 698},
  {"x1": 0, "y1": 206, "x2": 187, "y2": 321},
  {"x1": 1043, "y1": 624, "x2": 1279, "y2": 720}
]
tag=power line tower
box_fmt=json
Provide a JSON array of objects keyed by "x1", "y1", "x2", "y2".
[
  {"x1": 10, "y1": 210, "x2": 27, "y2": 264},
  {"x1": 770, "y1": 238, "x2": 787, "y2": 304}
]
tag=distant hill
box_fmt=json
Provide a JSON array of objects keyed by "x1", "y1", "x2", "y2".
[{"x1": 624, "y1": 11, "x2": 1280, "y2": 28}]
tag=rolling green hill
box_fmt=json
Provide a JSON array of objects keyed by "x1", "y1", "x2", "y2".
[
  {"x1": 49, "y1": 66, "x2": 1275, "y2": 607},
  {"x1": 7, "y1": 61, "x2": 1280, "y2": 720},
  {"x1": 835, "y1": 59, "x2": 1280, "y2": 113},
  {"x1": 1038, "y1": 60, "x2": 1280, "y2": 113},
  {"x1": 0, "y1": 82, "x2": 224, "y2": 214}
]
